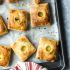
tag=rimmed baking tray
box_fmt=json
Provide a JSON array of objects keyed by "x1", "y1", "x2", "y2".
[{"x1": 0, "y1": 0, "x2": 65, "y2": 70}]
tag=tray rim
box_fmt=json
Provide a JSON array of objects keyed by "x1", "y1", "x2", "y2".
[{"x1": 55, "y1": 0, "x2": 65, "y2": 70}]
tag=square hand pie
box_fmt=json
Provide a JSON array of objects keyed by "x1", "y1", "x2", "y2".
[
  {"x1": 0, "y1": 16, "x2": 8, "y2": 36},
  {"x1": 11, "y1": 36, "x2": 36, "y2": 61},
  {"x1": 0, "y1": 45, "x2": 11, "y2": 67},
  {"x1": 8, "y1": 10, "x2": 27, "y2": 31},
  {"x1": 36, "y1": 37, "x2": 58, "y2": 62},
  {"x1": 6, "y1": 0, "x2": 18, "y2": 3},
  {"x1": 30, "y1": 3, "x2": 50, "y2": 27}
]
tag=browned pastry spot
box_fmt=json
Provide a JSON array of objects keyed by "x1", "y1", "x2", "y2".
[
  {"x1": 6, "y1": 0, "x2": 18, "y2": 3},
  {"x1": 0, "y1": 45, "x2": 11, "y2": 67},
  {"x1": 33, "y1": 0, "x2": 41, "y2": 4},
  {"x1": 0, "y1": 16, "x2": 8, "y2": 36}
]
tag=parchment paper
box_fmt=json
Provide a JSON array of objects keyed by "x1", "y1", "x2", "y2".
[{"x1": 0, "y1": 0, "x2": 59, "y2": 69}]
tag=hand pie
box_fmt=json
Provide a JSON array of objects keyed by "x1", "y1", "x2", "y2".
[
  {"x1": 0, "y1": 45, "x2": 11, "y2": 67},
  {"x1": 36, "y1": 37, "x2": 58, "y2": 62},
  {"x1": 11, "y1": 36, "x2": 36, "y2": 61},
  {"x1": 8, "y1": 10, "x2": 27, "y2": 31},
  {"x1": 6, "y1": 0, "x2": 18, "y2": 3},
  {"x1": 30, "y1": 3, "x2": 50, "y2": 27},
  {"x1": 0, "y1": 16, "x2": 8, "y2": 36}
]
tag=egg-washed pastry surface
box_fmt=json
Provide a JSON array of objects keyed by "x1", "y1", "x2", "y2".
[
  {"x1": 0, "y1": 45, "x2": 11, "y2": 67},
  {"x1": 6, "y1": 0, "x2": 18, "y2": 3},
  {"x1": 33, "y1": 0, "x2": 41, "y2": 4},
  {"x1": 11, "y1": 36, "x2": 36, "y2": 61},
  {"x1": 0, "y1": 16, "x2": 8, "y2": 36},
  {"x1": 8, "y1": 10, "x2": 27, "y2": 31},
  {"x1": 30, "y1": 3, "x2": 50, "y2": 27},
  {"x1": 36, "y1": 37, "x2": 58, "y2": 62}
]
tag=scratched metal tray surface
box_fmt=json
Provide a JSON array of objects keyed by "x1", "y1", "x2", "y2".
[{"x1": 0, "y1": 0, "x2": 65, "y2": 70}]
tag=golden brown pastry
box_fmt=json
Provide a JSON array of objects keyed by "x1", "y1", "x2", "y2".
[
  {"x1": 6, "y1": 0, "x2": 18, "y2": 3},
  {"x1": 36, "y1": 37, "x2": 58, "y2": 62},
  {"x1": 30, "y1": 3, "x2": 50, "y2": 27},
  {"x1": 0, "y1": 16, "x2": 8, "y2": 36},
  {"x1": 33, "y1": 0, "x2": 41, "y2": 4},
  {"x1": 8, "y1": 10, "x2": 27, "y2": 31},
  {"x1": 11, "y1": 36, "x2": 36, "y2": 61},
  {"x1": 0, "y1": 45, "x2": 11, "y2": 67}
]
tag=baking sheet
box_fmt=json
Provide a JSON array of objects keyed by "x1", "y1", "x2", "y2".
[{"x1": 0, "y1": 0, "x2": 59, "y2": 69}]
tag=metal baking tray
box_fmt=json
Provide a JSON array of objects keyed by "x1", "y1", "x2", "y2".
[{"x1": 0, "y1": 0, "x2": 65, "y2": 70}]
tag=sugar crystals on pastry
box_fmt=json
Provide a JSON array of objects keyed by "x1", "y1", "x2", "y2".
[
  {"x1": 0, "y1": 45, "x2": 11, "y2": 67},
  {"x1": 30, "y1": 3, "x2": 50, "y2": 27},
  {"x1": 0, "y1": 16, "x2": 8, "y2": 36},
  {"x1": 8, "y1": 10, "x2": 27, "y2": 31},
  {"x1": 36, "y1": 37, "x2": 58, "y2": 62},
  {"x1": 11, "y1": 36, "x2": 36, "y2": 61}
]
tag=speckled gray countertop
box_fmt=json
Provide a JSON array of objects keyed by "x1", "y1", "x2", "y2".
[{"x1": 57, "y1": 0, "x2": 70, "y2": 70}]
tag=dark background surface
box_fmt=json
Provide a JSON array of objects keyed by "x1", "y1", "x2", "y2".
[{"x1": 57, "y1": 0, "x2": 70, "y2": 70}]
